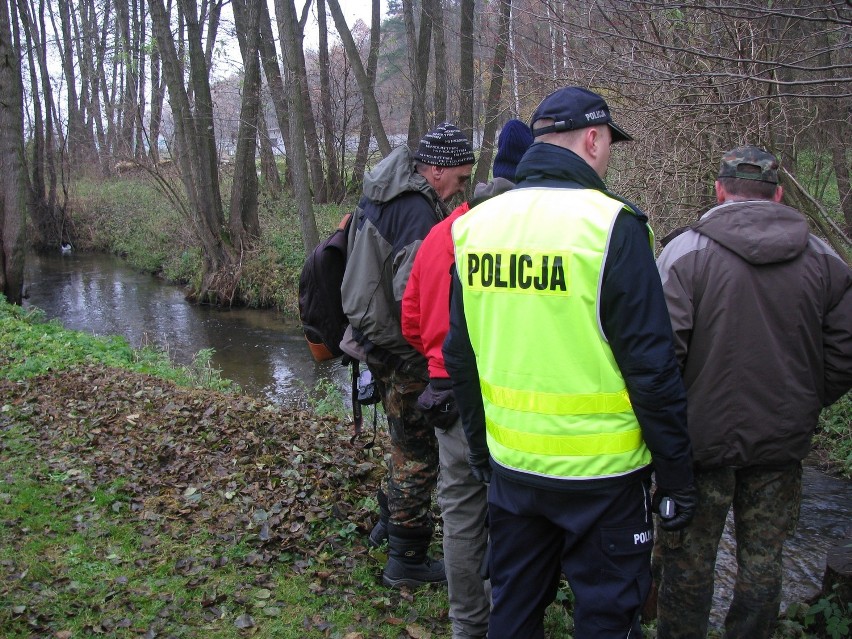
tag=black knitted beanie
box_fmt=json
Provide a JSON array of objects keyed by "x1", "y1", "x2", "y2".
[{"x1": 413, "y1": 122, "x2": 475, "y2": 167}]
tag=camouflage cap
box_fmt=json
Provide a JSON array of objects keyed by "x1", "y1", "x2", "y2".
[{"x1": 718, "y1": 145, "x2": 779, "y2": 184}]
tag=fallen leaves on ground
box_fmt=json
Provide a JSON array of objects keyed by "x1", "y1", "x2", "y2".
[
  {"x1": 0, "y1": 365, "x2": 448, "y2": 638},
  {"x1": 1, "y1": 365, "x2": 381, "y2": 560}
]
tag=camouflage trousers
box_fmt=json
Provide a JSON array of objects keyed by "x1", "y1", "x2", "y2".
[
  {"x1": 656, "y1": 463, "x2": 802, "y2": 639},
  {"x1": 371, "y1": 362, "x2": 439, "y2": 531}
]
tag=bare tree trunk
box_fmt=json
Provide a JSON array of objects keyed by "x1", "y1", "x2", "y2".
[
  {"x1": 508, "y1": 1, "x2": 518, "y2": 116},
  {"x1": 102, "y1": 3, "x2": 119, "y2": 160},
  {"x1": 326, "y1": 0, "x2": 390, "y2": 158},
  {"x1": 317, "y1": 0, "x2": 343, "y2": 201},
  {"x1": 273, "y1": 1, "x2": 327, "y2": 202},
  {"x1": 106, "y1": 2, "x2": 124, "y2": 158},
  {"x1": 56, "y1": 0, "x2": 92, "y2": 165},
  {"x1": 203, "y1": 0, "x2": 223, "y2": 71},
  {"x1": 293, "y1": 5, "x2": 329, "y2": 203},
  {"x1": 182, "y1": 0, "x2": 224, "y2": 229},
  {"x1": 257, "y1": 0, "x2": 293, "y2": 187},
  {"x1": 256, "y1": 112, "x2": 281, "y2": 196},
  {"x1": 80, "y1": 0, "x2": 109, "y2": 174},
  {"x1": 17, "y1": 0, "x2": 44, "y2": 201},
  {"x1": 432, "y1": 0, "x2": 447, "y2": 124},
  {"x1": 0, "y1": 0, "x2": 28, "y2": 303},
  {"x1": 403, "y1": 0, "x2": 431, "y2": 146},
  {"x1": 148, "y1": 0, "x2": 164, "y2": 165},
  {"x1": 115, "y1": 0, "x2": 141, "y2": 159},
  {"x1": 458, "y1": 0, "x2": 474, "y2": 144},
  {"x1": 150, "y1": 0, "x2": 235, "y2": 303},
  {"x1": 21, "y1": 0, "x2": 63, "y2": 250},
  {"x1": 275, "y1": 0, "x2": 318, "y2": 251},
  {"x1": 352, "y1": 0, "x2": 382, "y2": 186},
  {"x1": 72, "y1": 0, "x2": 101, "y2": 170},
  {"x1": 229, "y1": 0, "x2": 261, "y2": 247},
  {"x1": 473, "y1": 0, "x2": 510, "y2": 186},
  {"x1": 134, "y1": 0, "x2": 146, "y2": 160}
]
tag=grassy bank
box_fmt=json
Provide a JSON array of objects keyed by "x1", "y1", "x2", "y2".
[{"x1": 0, "y1": 297, "x2": 453, "y2": 638}]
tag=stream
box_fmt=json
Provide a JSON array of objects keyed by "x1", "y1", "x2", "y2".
[{"x1": 23, "y1": 250, "x2": 348, "y2": 404}]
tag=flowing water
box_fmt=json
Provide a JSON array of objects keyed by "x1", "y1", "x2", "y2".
[
  {"x1": 23, "y1": 251, "x2": 348, "y2": 403},
  {"x1": 711, "y1": 464, "x2": 852, "y2": 625},
  {"x1": 22, "y1": 250, "x2": 852, "y2": 621}
]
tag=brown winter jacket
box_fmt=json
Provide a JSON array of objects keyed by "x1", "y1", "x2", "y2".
[{"x1": 656, "y1": 199, "x2": 852, "y2": 470}]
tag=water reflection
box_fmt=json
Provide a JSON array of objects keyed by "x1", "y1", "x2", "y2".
[
  {"x1": 23, "y1": 251, "x2": 348, "y2": 403},
  {"x1": 711, "y1": 464, "x2": 852, "y2": 626}
]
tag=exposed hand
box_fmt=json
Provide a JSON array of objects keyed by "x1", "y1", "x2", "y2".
[
  {"x1": 468, "y1": 449, "x2": 492, "y2": 485},
  {"x1": 653, "y1": 484, "x2": 697, "y2": 531}
]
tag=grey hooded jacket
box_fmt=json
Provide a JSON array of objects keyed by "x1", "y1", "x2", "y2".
[
  {"x1": 657, "y1": 199, "x2": 852, "y2": 470},
  {"x1": 341, "y1": 146, "x2": 449, "y2": 372}
]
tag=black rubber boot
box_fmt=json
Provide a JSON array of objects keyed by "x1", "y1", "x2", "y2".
[
  {"x1": 382, "y1": 525, "x2": 447, "y2": 589},
  {"x1": 368, "y1": 489, "x2": 389, "y2": 548}
]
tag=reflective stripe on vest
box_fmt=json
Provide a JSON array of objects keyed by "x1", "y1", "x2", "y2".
[
  {"x1": 452, "y1": 187, "x2": 652, "y2": 480},
  {"x1": 479, "y1": 377, "x2": 632, "y2": 415}
]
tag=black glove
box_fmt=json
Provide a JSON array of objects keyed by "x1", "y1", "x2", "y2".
[
  {"x1": 468, "y1": 448, "x2": 492, "y2": 485},
  {"x1": 653, "y1": 484, "x2": 697, "y2": 531}
]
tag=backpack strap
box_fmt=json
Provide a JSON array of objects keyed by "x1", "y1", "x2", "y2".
[
  {"x1": 347, "y1": 357, "x2": 376, "y2": 449},
  {"x1": 349, "y1": 357, "x2": 362, "y2": 440}
]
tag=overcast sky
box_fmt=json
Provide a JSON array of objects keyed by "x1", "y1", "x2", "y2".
[{"x1": 304, "y1": 0, "x2": 390, "y2": 47}]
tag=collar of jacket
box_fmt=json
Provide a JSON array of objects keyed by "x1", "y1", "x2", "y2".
[
  {"x1": 514, "y1": 142, "x2": 647, "y2": 222},
  {"x1": 515, "y1": 142, "x2": 607, "y2": 191}
]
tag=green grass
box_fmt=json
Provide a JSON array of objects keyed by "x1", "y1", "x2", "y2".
[
  {"x1": 815, "y1": 392, "x2": 852, "y2": 479},
  {"x1": 794, "y1": 150, "x2": 842, "y2": 215},
  {"x1": 0, "y1": 434, "x2": 453, "y2": 638},
  {"x1": 0, "y1": 292, "x2": 586, "y2": 638},
  {"x1": 70, "y1": 176, "x2": 187, "y2": 274},
  {"x1": 67, "y1": 175, "x2": 356, "y2": 316},
  {"x1": 0, "y1": 295, "x2": 233, "y2": 392}
]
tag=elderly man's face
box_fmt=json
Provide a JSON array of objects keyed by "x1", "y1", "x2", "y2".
[{"x1": 426, "y1": 164, "x2": 474, "y2": 202}]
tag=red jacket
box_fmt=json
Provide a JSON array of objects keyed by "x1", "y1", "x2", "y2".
[{"x1": 402, "y1": 202, "x2": 470, "y2": 379}]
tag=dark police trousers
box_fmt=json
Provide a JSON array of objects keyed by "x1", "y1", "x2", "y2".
[{"x1": 487, "y1": 473, "x2": 653, "y2": 639}]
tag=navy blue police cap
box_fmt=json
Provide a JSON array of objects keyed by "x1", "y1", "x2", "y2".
[{"x1": 530, "y1": 87, "x2": 633, "y2": 142}]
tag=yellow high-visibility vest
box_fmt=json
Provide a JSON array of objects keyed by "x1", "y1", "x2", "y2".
[{"x1": 452, "y1": 187, "x2": 652, "y2": 480}]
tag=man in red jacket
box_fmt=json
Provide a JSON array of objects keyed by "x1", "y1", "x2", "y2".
[{"x1": 401, "y1": 119, "x2": 533, "y2": 639}]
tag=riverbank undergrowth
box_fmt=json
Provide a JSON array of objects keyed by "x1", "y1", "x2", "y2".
[{"x1": 67, "y1": 173, "x2": 350, "y2": 317}]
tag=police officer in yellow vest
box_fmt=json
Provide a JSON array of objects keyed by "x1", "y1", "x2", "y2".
[{"x1": 443, "y1": 87, "x2": 697, "y2": 639}]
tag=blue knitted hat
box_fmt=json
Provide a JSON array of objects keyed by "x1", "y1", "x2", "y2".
[{"x1": 493, "y1": 119, "x2": 534, "y2": 183}]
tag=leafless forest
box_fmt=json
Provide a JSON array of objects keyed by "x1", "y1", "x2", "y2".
[{"x1": 1, "y1": 0, "x2": 850, "y2": 304}]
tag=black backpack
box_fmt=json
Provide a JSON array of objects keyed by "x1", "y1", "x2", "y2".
[
  {"x1": 298, "y1": 213, "x2": 352, "y2": 362},
  {"x1": 298, "y1": 212, "x2": 379, "y2": 446}
]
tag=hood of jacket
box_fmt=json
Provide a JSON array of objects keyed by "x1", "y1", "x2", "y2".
[
  {"x1": 693, "y1": 200, "x2": 810, "y2": 265},
  {"x1": 469, "y1": 176, "x2": 515, "y2": 207},
  {"x1": 362, "y1": 145, "x2": 439, "y2": 206}
]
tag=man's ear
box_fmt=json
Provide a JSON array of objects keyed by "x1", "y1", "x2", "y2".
[
  {"x1": 585, "y1": 127, "x2": 600, "y2": 157},
  {"x1": 715, "y1": 180, "x2": 726, "y2": 204},
  {"x1": 773, "y1": 185, "x2": 784, "y2": 203}
]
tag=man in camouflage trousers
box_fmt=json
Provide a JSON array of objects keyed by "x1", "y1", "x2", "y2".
[
  {"x1": 341, "y1": 123, "x2": 475, "y2": 588},
  {"x1": 654, "y1": 145, "x2": 852, "y2": 638}
]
